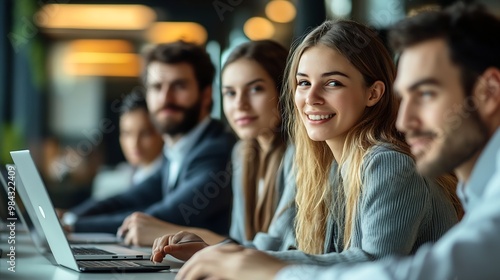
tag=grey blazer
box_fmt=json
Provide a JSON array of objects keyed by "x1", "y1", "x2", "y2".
[
  {"x1": 229, "y1": 141, "x2": 290, "y2": 244},
  {"x1": 249, "y1": 145, "x2": 458, "y2": 266}
]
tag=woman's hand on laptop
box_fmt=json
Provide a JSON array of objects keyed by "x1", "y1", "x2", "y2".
[{"x1": 151, "y1": 231, "x2": 209, "y2": 263}]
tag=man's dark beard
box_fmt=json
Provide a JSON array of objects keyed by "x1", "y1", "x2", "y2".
[
  {"x1": 414, "y1": 110, "x2": 488, "y2": 178},
  {"x1": 152, "y1": 98, "x2": 203, "y2": 137}
]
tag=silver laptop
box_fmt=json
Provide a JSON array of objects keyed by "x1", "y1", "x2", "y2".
[
  {"x1": 4, "y1": 163, "x2": 120, "y2": 245},
  {"x1": 10, "y1": 150, "x2": 153, "y2": 261},
  {"x1": 1, "y1": 167, "x2": 51, "y2": 254},
  {"x1": 2, "y1": 165, "x2": 123, "y2": 261}
]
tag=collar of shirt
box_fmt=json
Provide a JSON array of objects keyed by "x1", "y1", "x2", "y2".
[
  {"x1": 163, "y1": 117, "x2": 211, "y2": 161},
  {"x1": 163, "y1": 117, "x2": 211, "y2": 189},
  {"x1": 459, "y1": 128, "x2": 500, "y2": 211}
]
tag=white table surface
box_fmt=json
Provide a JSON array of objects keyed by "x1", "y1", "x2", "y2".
[{"x1": 0, "y1": 230, "x2": 182, "y2": 280}]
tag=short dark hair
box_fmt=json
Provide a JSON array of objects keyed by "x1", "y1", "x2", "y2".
[
  {"x1": 119, "y1": 89, "x2": 148, "y2": 117},
  {"x1": 142, "y1": 41, "x2": 216, "y2": 91},
  {"x1": 389, "y1": 3, "x2": 500, "y2": 95}
]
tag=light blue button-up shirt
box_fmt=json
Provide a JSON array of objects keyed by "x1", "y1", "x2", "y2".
[
  {"x1": 164, "y1": 117, "x2": 210, "y2": 190},
  {"x1": 276, "y1": 129, "x2": 500, "y2": 280}
]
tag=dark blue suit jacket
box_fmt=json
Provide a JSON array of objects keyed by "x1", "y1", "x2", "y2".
[{"x1": 71, "y1": 119, "x2": 236, "y2": 234}]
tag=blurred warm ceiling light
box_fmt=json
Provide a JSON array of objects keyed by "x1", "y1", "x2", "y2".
[
  {"x1": 69, "y1": 39, "x2": 134, "y2": 53},
  {"x1": 68, "y1": 52, "x2": 138, "y2": 64},
  {"x1": 65, "y1": 53, "x2": 141, "y2": 77},
  {"x1": 265, "y1": 0, "x2": 296, "y2": 23},
  {"x1": 147, "y1": 22, "x2": 208, "y2": 45},
  {"x1": 244, "y1": 17, "x2": 275, "y2": 40},
  {"x1": 36, "y1": 4, "x2": 156, "y2": 30},
  {"x1": 65, "y1": 39, "x2": 140, "y2": 77}
]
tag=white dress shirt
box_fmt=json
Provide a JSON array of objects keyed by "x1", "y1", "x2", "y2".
[
  {"x1": 276, "y1": 128, "x2": 500, "y2": 280},
  {"x1": 164, "y1": 117, "x2": 210, "y2": 190}
]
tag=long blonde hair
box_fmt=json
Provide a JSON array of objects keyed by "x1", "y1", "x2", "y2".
[{"x1": 283, "y1": 20, "x2": 461, "y2": 254}]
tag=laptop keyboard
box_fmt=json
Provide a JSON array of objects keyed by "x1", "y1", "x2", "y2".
[
  {"x1": 72, "y1": 247, "x2": 116, "y2": 255},
  {"x1": 78, "y1": 260, "x2": 140, "y2": 268}
]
